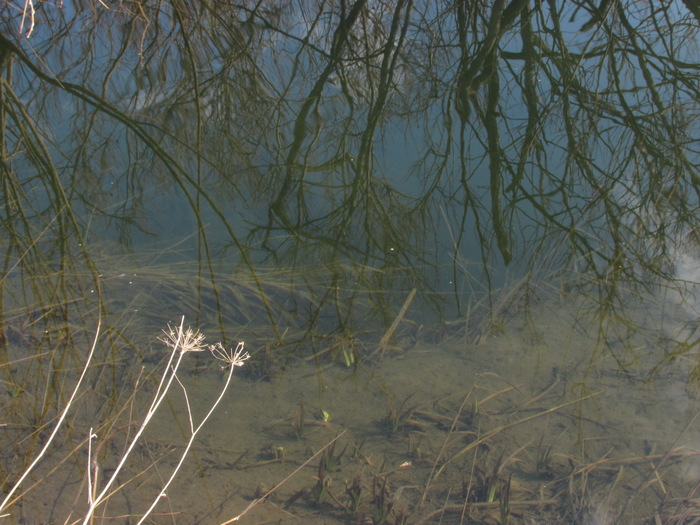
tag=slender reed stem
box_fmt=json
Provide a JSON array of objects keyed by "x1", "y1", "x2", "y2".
[
  {"x1": 82, "y1": 317, "x2": 192, "y2": 523},
  {"x1": 137, "y1": 342, "x2": 247, "y2": 524}
]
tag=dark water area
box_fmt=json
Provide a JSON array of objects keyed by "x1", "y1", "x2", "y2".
[{"x1": 1, "y1": 2, "x2": 700, "y2": 523}]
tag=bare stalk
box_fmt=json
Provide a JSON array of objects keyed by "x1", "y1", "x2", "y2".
[
  {"x1": 82, "y1": 319, "x2": 248, "y2": 524},
  {"x1": 82, "y1": 316, "x2": 202, "y2": 523},
  {"x1": 137, "y1": 342, "x2": 249, "y2": 524}
]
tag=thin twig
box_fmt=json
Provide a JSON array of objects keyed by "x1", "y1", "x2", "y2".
[{"x1": 374, "y1": 288, "x2": 417, "y2": 357}]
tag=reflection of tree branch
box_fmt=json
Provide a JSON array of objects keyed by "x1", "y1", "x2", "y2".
[
  {"x1": 3, "y1": 0, "x2": 700, "y2": 337},
  {"x1": 682, "y1": 0, "x2": 700, "y2": 24},
  {"x1": 171, "y1": 1, "x2": 222, "y2": 330},
  {"x1": 454, "y1": 0, "x2": 529, "y2": 124},
  {"x1": 614, "y1": 4, "x2": 700, "y2": 201},
  {"x1": 578, "y1": 0, "x2": 617, "y2": 33},
  {"x1": 510, "y1": 5, "x2": 542, "y2": 195},
  {"x1": 270, "y1": 0, "x2": 368, "y2": 228},
  {"x1": 484, "y1": 57, "x2": 511, "y2": 265},
  {"x1": 0, "y1": 30, "x2": 283, "y2": 337}
]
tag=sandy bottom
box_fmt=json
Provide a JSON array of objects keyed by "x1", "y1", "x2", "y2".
[{"x1": 7, "y1": 287, "x2": 700, "y2": 524}]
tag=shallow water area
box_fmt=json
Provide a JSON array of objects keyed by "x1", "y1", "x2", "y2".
[
  {"x1": 125, "y1": 287, "x2": 700, "y2": 524},
  {"x1": 2, "y1": 1, "x2": 700, "y2": 523}
]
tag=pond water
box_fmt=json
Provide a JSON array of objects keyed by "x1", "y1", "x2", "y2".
[{"x1": 1, "y1": 2, "x2": 700, "y2": 524}]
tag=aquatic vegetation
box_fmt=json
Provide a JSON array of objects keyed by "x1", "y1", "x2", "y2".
[{"x1": 293, "y1": 401, "x2": 307, "y2": 440}]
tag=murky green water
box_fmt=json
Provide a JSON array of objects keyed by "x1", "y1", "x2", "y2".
[{"x1": 1, "y1": 2, "x2": 700, "y2": 523}]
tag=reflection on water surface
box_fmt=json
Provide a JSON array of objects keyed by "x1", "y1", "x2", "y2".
[{"x1": 1, "y1": 1, "x2": 700, "y2": 523}]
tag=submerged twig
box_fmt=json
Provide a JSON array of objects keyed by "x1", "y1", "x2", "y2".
[{"x1": 375, "y1": 288, "x2": 417, "y2": 357}]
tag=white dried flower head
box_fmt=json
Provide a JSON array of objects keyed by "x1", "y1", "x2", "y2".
[
  {"x1": 210, "y1": 341, "x2": 249, "y2": 369},
  {"x1": 159, "y1": 324, "x2": 207, "y2": 353}
]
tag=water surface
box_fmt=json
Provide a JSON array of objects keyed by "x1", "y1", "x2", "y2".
[{"x1": 1, "y1": 2, "x2": 699, "y2": 523}]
